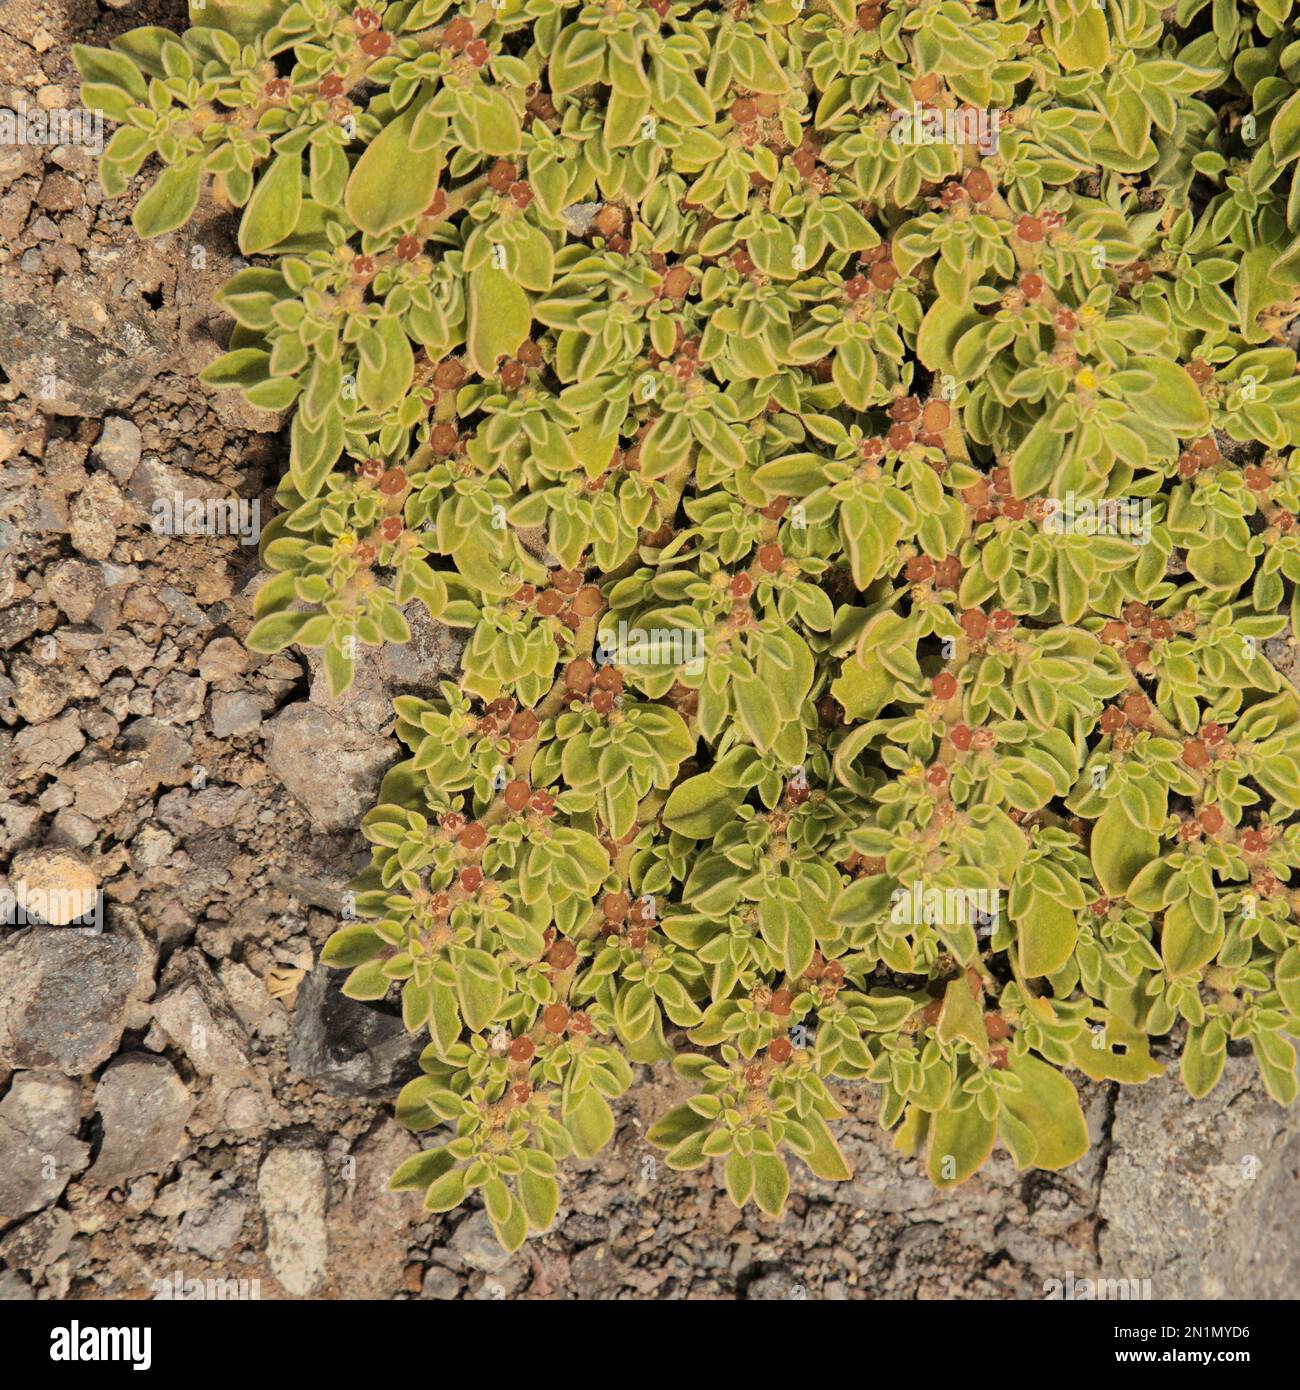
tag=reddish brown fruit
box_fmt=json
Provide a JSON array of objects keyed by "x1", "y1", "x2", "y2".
[
  {"x1": 963, "y1": 169, "x2": 994, "y2": 202},
  {"x1": 1099, "y1": 707, "x2": 1125, "y2": 734},
  {"x1": 932, "y1": 672, "x2": 958, "y2": 700},
  {"x1": 1122, "y1": 694, "x2": 1150, "y2": 726},
  {"x1": 547, "y1": 939, "x2": 577, "y2": 969},
  {"x1": 565, "y1": 658, "x2": 596, "y2": 693},
  {"x1": 509, "y1": 710, "x2": 540, "y2": 741},
  {"x1": 1181, "y1": 739, "x2": 1209, "y2": 769},
  {"x1": 443, "y1": 18, "x2": 474, "y2": 49},
  {"x1": 757, "y1": 543, "x2": 784, "y2": 572},
  {"x1": 430, "y1": 423, "x2": 458, "y2": 455},
  {"x1": 458, "y1": 822, "x2": 487, "y2": 851},
  {"x1": 433, "y1": 359, "x2": 465, "y2": 390},
  {"x1": 922, "y1": 400, "x2": 951, "y2": 433},
  {"x1": 869, "y1": 260, "x2": 899, "y2": 290}
]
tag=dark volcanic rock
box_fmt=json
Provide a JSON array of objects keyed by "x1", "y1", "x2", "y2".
[{"x1": 288, "y1": 964, "x2": 425, "y2": 1100}]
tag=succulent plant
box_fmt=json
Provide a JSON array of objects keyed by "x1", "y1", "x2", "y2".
[{"x1": 81, "y1": 0, "x2": 1300, "y2": 1250}]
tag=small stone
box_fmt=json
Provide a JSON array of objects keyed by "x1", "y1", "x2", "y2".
[
  {"x1": 88, "y1": 1054, "x2": 194, "y2": 1186},
  {"x1": 0, "y1": 274, "x2": 171, "y2": 416},
  {"x1": 258, "y1": 1147, "x2": 328, "y2": 1297},
  {"x1": 223, "y1": 1087, "x2": 266, "y2": 1132},
  {"x1": 449, "y1": 1211, "x2": 515, "y2": 1274},
  {"x1": 50, "y1": 808, "x2": 97, "y2": 850},
  {"x1": 287, "y1": 964, "x2": 425, "y2": 1100},
  {"x1": 0, "y1": 1270, "x2": 34, "y2": 1300},
  {"x1": 92, "y1": 417, "x2": 143, "y2": 481},
  {"x1": 306, "y1": 603, "x2": 464, "y2": 734},
  {"x1": 264, "y1": 703, "x2": 395, "y2": 832},
  {"x1": 69, "y1": 474, "x2": 125, "y2": 561},
  {"x1": 8, "y1": 847, "x2": 97, "y2": 925},
  {"x1": 0, "y1": 1072, "x2": 90, "y2": 1223},
  {"x1": 37, "y1": 173, "x2": 80, "y2": 213},
  {"x1": 178, "y1": 1192, "x2": 249, "y2": 1260},
  {"x1": 61, "y1": 759, "x2": 134, "y2": 820},
  {"x1": 43, "y1": 558, "x2": 105, "y2": 622},
  {"x1": 151, "y1": 950, "x2": 253, "y2": 1075},
  {"x1": 0, "y1": 1208, "x2": 74, "y2": 1272},
  {"x1": 198, "y1": 635, "x2": 251, "y2": 685},
  {"x1": 209, "y1": 691, "x2": 262, "y2": 739},
  {"x1": 153, "y1": 672, "x2": 207, "y2": 726},
  {"x1": 422, "y1": 1266, "x2": 461, "y2": 1299},
  {"x1": 0, "y1": 800, "x2": 43, "y2": 854},
  {"x1": 0, "y1": 921, "x2": 156, "y2": 1073},
  {"x1": 217, "y1": 960, "x2": 280, "y2": 1036},
  {"x1": 13, "y1": 712, "x2": 85, "y2": 773},
  {"x1": 119, "y1": 717, "x2": 192, "y2": 790},
  {"x1": 131, "y1": 824, "x2": 176, "y2": 869}
]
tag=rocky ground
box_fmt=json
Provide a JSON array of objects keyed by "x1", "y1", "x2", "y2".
[{"x1": 1, "y1": 0, "x2": 1298, "y2": 1303}]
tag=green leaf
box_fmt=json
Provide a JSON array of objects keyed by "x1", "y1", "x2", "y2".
[
  {"x1": 663, "y1": 772, "x2": 744, "y2": 838},
  {"x1": 456, "y1": 949, "x2": 502, "y2": 1031},
  {"x1": 927, "y1": 1095, "x2": 997, "y2": 1187},
  {"x1": 751, "y1": 1152, "x2": 790, "y2": 1217},
  {"x1": 1017, "y1": 896, "x2": 1077, "y2": 978},
  {"x1": 566, "y1": 1089, "x2": 615, "y2": 1159},
  {"x1": 238, "y1": 152, "x2": 303, "y2": 255},
  {"x1": 345, "y1": 102, "x2": 442, "y2": 237},
  {"x1": 1161, "y1": 898, "x2": 1222, "y2": 977},
  {"x1": 1000, "y1": 1054, "x2": 1088, "y2": 1171},
  {"x1": 757, "y1": 897, "x2": 814, "y2": 978},
  {"x1": 133, "y1": 159, "x2": 201, "y2": 238},
  {"x1": 467, "y1": 264, "x2": 530, "y2": 377},
  {"x1": 1091, "y1": 801, "x2": 1158, "y2": 897}
]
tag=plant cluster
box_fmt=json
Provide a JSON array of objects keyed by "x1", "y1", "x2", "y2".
[{"x1": 80, "y1": 0, "x2": 1300, "y2": 1249}]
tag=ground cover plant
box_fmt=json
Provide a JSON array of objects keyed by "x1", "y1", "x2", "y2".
[{"x1": 77, "y1": 0, "x2": 1300, "y2": 1250}]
